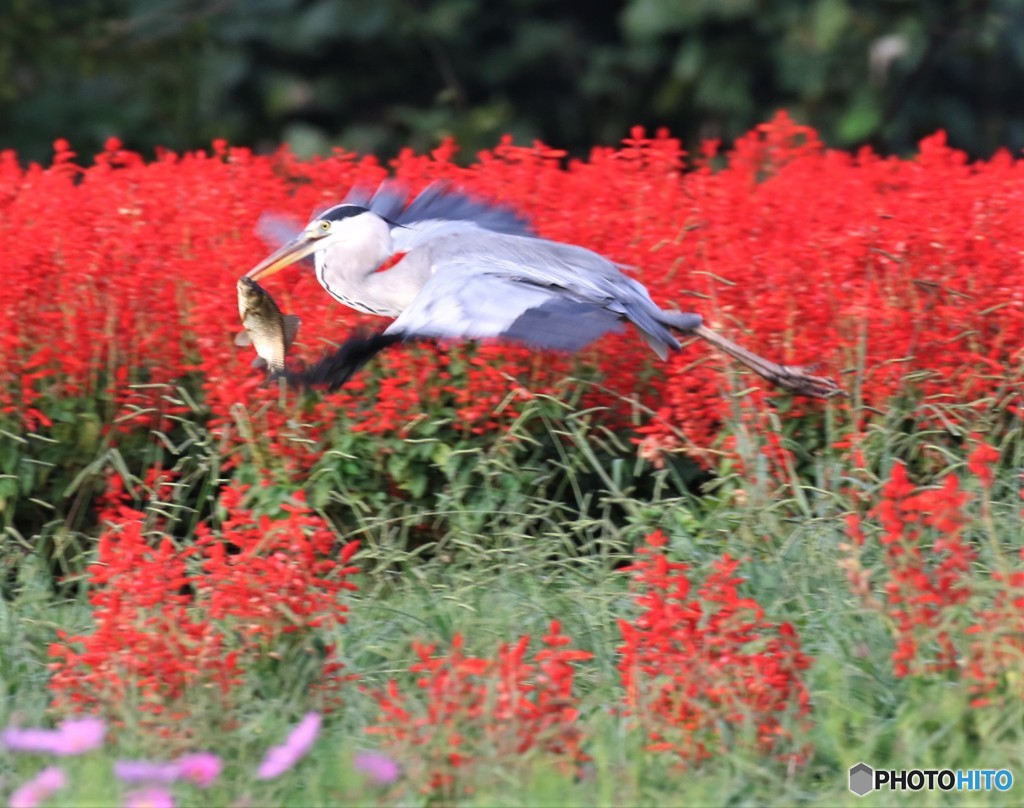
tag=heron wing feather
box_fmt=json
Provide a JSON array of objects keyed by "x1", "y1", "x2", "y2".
[
  {"x1": 344, "y1": 181, "x2": 534, "y2": 252},
  {"x1": 255, "y1": 212, "x2": 316, "y2": 268},
  {"x1": 383, "y1": 265, "x2": 626, "y2": 353},
  {"x1": 415, "y1": 233, "x2": 680, "y2": 355}
]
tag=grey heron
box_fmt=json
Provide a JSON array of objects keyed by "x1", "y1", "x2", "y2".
[{"x1": 245, "y1": 183, "x2": 841, "y2": 398}]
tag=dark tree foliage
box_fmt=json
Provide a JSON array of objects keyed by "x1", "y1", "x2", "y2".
[{"x1": 2, "y1": 0, "x2": 1022, "y2": 163}]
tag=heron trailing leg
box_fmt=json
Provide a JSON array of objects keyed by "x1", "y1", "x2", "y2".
[
  {"x1": 657, "y1": 311, "x2": 841, "y2": 397},
  {"x1": 682, "y1": 325, "x2": 841, "y2": 399}
]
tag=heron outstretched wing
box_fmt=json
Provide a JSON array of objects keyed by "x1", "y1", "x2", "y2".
[
  {"x1": 254, "y1": 212, "x2": 316, "y2": 268},
  {"x1": 257, "y1": 182, "x2": 534, "y2": 258},
  {"x1": 383, "y1": 262, "x2": 631, "y2": 353},
  {"x1": 389, "y1": 232, "x2": 688, "y2": 357},
  {"x1": 343, "y1": 181, "x2": 534, "y2": 251}
]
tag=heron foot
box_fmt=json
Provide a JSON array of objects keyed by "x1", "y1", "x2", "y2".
[{"x1": 768, "y1": 364, "x2": 846, "y2": 399}]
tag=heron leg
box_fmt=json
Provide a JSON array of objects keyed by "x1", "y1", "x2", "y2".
[
  {"x1": 277, "y1": 331, "x2": 404, "y2": 391},
  {"x1": 690, "y1": 324, "x2": 844, "y2": 399}
]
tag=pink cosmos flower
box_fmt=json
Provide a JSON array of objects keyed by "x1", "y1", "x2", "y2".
[
  {"x1": 8, "y1": 766, "x2": 66, "y2": 808},
  {"x1": 256, "y1": 712, "x2": 321, "y2": 780},
  {"x1": 176, "y1": 752, "x2": 221, "y2": 788},
  {"x1": 114, "y1": 752, "x2": 221, "y2": 789},
  {"x1": 353, "y1": 751, "x2": 400, "y2": 785},
  {"x1": 122, "y1": 786, "x2": 175, "y2": 808},
  {"x1": 2, "y1": 717, "x2": 106, "y2": 756},
  {"x1": 114, "y1": 760, "x2": 180, "y2": 784},
  {"x1": 2, "y1": 728, "x2": 59, "y2": 754}
]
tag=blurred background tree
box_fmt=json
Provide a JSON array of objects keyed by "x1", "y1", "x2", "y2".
[{"x1": 2, "y1": 0, "x2": 1022, "y2": 163}]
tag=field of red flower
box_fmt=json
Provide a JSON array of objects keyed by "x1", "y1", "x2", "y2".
[
  {"x1": 2, "y1": 113, "x2": 1021, "y2": 456},
  {"x1": 1, "y1": 115, "x2": 1023, "y2": 804}
]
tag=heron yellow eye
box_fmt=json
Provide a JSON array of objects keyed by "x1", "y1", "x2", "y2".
[{"x1": 319, "y1": 220, "x2": 331, "y2": 232}]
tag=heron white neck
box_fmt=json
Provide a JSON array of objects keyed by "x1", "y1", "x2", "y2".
[{"x1": 314, "y1": 217, "x2": 420, "y2": 317}]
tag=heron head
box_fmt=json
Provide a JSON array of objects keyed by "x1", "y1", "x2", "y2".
[{"x1": 246, "y1": 204, "x2": 390, "y2": 281}]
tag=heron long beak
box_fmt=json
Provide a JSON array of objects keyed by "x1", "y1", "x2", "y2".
[{"x1": 246, "y1": 234, "x2": 321, "y2": 281}]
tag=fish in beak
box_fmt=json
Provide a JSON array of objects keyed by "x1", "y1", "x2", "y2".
[{"x1": 236, "y1": 276, "x2": 301, "y2": 379}]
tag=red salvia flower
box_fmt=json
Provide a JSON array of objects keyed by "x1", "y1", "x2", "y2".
[
  {"x1": 617, "y1": 532, "x2": 811, "y2": 764},
  {"x1": 366, "y1": 624, "x2": 592, "y2": 794},
  {"x1": 966, "y1": 436, "x2": 1001, "y2": 490},
  {"x1": 48, "y1": 480, "x2": 359, "y2": 727},
  {"x1": 964, "y1": 548, "x2": 1024, "y2": 707},
  {"x1": 844, "y1": 462, "x2": 976, "y2": 678}
]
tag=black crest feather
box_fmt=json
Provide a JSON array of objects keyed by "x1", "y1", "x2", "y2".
[{"x1": 319, "y1": 204, "x2": 370, "y2": 222}]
